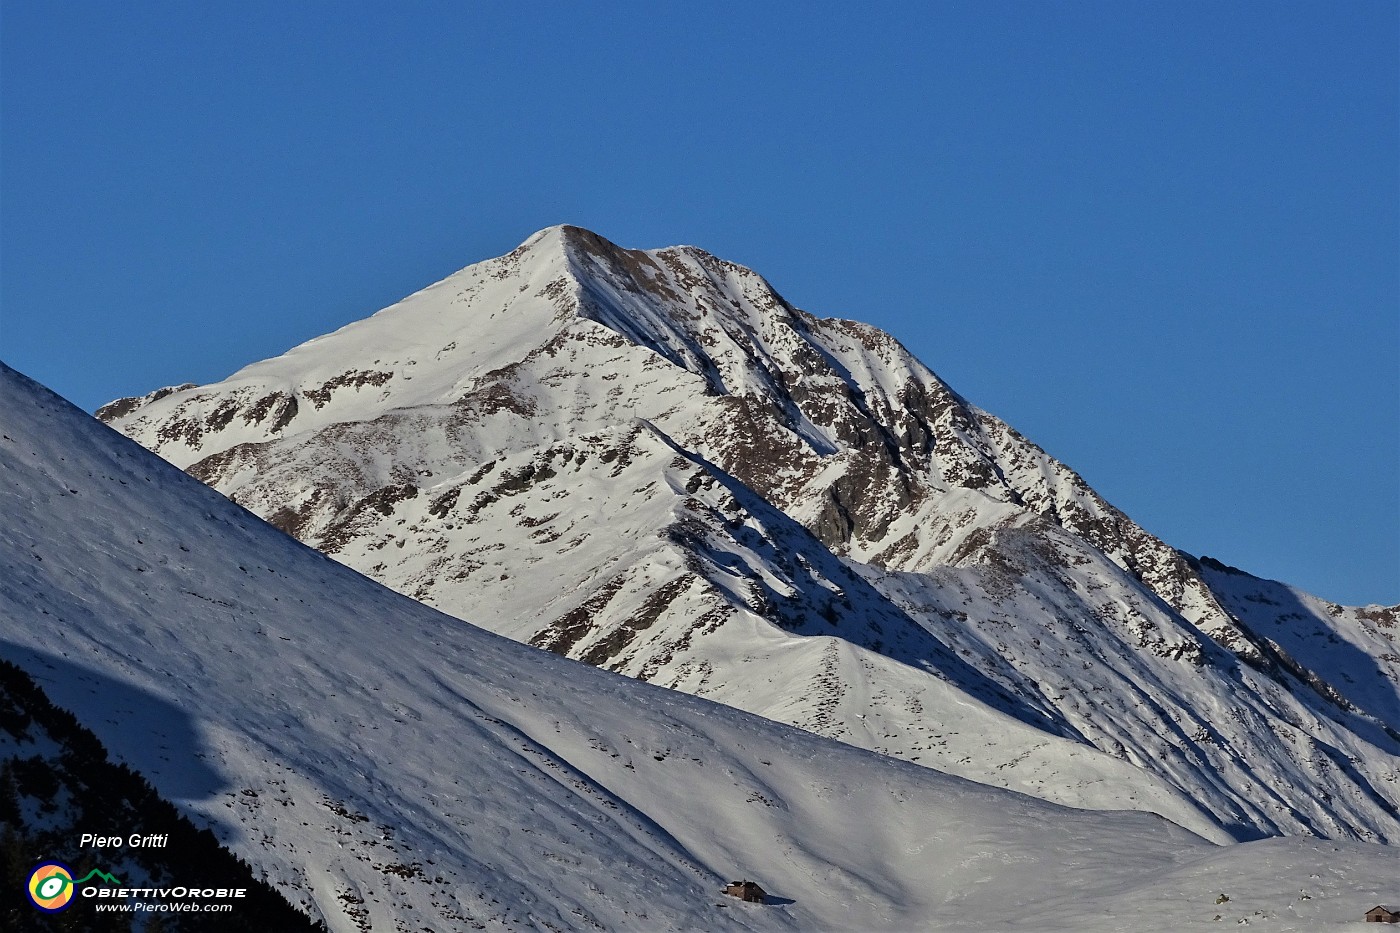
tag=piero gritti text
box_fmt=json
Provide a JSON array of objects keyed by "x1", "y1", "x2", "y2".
[{"x1": 80, "y1": 832, "x2": 170, "y2": 849}]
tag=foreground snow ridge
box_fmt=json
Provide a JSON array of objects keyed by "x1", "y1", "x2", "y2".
[{"x1": 7, "y1": 361, "x2": 1400, "y2": 928}]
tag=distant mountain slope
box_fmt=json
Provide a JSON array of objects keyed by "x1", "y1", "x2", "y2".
[
  {"x1": 97, "y1": 226, "x2": 1400, "y2": 845},
  {"x1": 4, "y1": 365, "x2": 1400, "y2": 930}
]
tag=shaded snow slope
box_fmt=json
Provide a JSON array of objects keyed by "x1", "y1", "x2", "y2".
[
  {"x1": 97, "y1": 226, "x2": 1400, "y2": 845},
  {"x1": 1196, "y1": 557, "x2": 1400, "y2": 745},
  {"x1": 0, "y1": 657, "x2": 321, "y2": 932}
]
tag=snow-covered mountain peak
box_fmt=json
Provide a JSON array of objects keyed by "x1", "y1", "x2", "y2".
[
  {"x1": 97, "y1": 224, "x2": 859, "y2": 479},
  {"x1": 98, "y1": 229, "x2": 1400, "y2": 847}
]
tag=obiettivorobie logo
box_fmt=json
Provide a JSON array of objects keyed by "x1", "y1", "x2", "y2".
[
  {"x1": 26, "y1": 862, "x2": 122, "y2": 913},
  {"x1": 25, "y1": 858, "x2": 250, "y2": 916}
]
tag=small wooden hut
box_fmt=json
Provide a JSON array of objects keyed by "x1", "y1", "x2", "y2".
[
  {"x1": 723, "y1": 880, "x2": 766, "y2": 903},
  {"x1": 1366, "y1": 905, "x2": 1400, "y2": 923}
]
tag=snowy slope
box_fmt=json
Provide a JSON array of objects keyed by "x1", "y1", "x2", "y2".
[
  {"x1": 7, "y1": 365, "x2": 1400, "y2": 931},
  {"x1": 1196, "y1": 557, "x2": 1400, "y2": 742},
  {"x1": 97, "y1": 226, "x2": 1400, "y2": 846}
]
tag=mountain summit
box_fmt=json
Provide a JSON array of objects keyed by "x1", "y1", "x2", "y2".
[{"x1": 101, "y1": 226, "x2": 1400, "y2": 844}]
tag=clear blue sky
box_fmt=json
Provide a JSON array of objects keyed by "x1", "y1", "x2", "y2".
[{"x1": 2, "y1": 2, "x2": 1396, "y2": 605}]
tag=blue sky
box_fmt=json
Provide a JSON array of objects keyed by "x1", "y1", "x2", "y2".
[{"x1": 2, "y1": 1, "x2": 1396, "y2": 604}]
